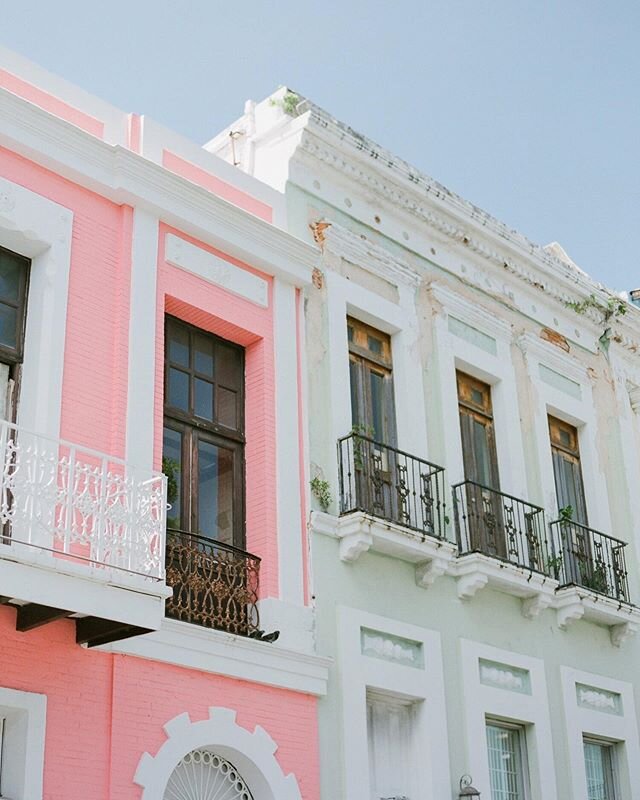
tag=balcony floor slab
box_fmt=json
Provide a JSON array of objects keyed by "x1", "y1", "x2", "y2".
[
  {"x1": 450, "y1": 553, "x2": 558, "y2": 618},
  {"x1": 553, "y1": 586, "x2": 640, "y2": 646},
  {"x1": 312, "y1": 510, "x2": 457, "y2": 588},
  {"x1": 0, "y1": 546, "x2": 171, "y2": 632}
]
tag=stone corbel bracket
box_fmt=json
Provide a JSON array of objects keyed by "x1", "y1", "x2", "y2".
[{"x1": 451, "y1": 553, "x2": 557, "y2": 617}]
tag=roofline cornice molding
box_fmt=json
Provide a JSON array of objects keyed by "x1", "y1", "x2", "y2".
[
  {"x1": 320, "y1": 220, "x2": 420, "y2": 288},
  {"x1": 290, "y1": 109, "x2": 640, "y2": 356},
  {"x1": 0, "y1": 87, "x2": 319, "y2": 287}
]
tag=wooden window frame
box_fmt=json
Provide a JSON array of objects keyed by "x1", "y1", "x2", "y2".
[
  {"x1": 0, "y1": 245, "x2": 30, "y2": 368},
  {"x1": 347, "y1": 316, "x2": 396, "y2": 446},
  {"x1": 163, "y1": 317, "x2": 246, "y2": 548}
]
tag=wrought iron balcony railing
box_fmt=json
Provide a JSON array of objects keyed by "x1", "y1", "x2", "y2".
[
  {"x1": 0, "y1": 419, "x2": 166, "y2": 579},
  {"x1": 338, "y1": 432, "x2": 447, "y2": 540},
  {"x1": 550, "y1": 519, "x2": 630, "y2": 603},
  {"x1": 453, "y1": 480, "x2": 551, "y2": 574},
  {"x1": 165, "y1": 529, "x2": 261, "y2": 637}
]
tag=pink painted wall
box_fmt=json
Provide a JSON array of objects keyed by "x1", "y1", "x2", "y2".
[
  {"x1": 0, "y1": 145, "x2": 131, "y2": 458},
  {"x1": 162, "y1": 151, "x2": 273, "y2": 222},
  {"x1": 154, "y1": 226, "x2": 279, "y2": 598},
  {"x1": 0, "y1": 609, "x2": 320, "y2": 800},
  {"x1": 0, "y1": 68, "x2": 104, "y2": 138}
]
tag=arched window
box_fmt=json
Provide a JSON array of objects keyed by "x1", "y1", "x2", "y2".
[{"x1": 164, "y1": 749, "x2": 254, "y2": 800}]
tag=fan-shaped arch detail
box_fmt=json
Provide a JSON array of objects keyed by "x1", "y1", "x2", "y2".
[{"x1": 164, "y1": 749, "x2": 254, "y2": 800}]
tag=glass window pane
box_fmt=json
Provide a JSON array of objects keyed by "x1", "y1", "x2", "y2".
[
  {"x1": 163, "y1": 427, "x2": 182, "y2": 529},
  {"x1": 194, "y1": 333, "x2": 214, "y2": 376},
  {"x1": 197, "y1": 440, "x2": 234, "y2": 545},
  {"x1": 0, "y1": 253, "x2": 21, "y2": 303},
  {"x1": 486, "y1": 723, "x2": 526, "y2": 800},
  {"x1": 194, "y1": 378, "x2": 214, "y2": 421},
  {"x1": 584, "y1": 741, "x2": 615, "y2": 800},
  {"x1": 217, "y1": 386, "x2": 238, "y2": 429},
  {"x1": 369, "y1": 370, "x2": 385, "y2": 443},
  {"x1": 216, "y1": 344, "x2": 242, "y2": 388},
  {"x1": 168, "y1": 323, "x2": 189, "y2": 367},
  {"x1": 0, "y1": 304, "x2": 17, "y2": 349},
  {"x1": 472, "y1": 418, "x2": 494, "y2": 487},
  {"x1": 168, "y1": 368, "x2": 189, "y2": 411}
]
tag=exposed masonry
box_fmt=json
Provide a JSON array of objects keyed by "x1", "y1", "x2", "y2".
[{"x1": 286, "y1": 92, "x2": 640, "y2": 356}]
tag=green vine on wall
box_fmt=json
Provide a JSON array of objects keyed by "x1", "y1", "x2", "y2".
[
  {"x1": 564, "y1": 293, "x2": 627, "y2": 356},
  {"x1": 310, "y1": 477, "x2": 332, "y2": 512}
]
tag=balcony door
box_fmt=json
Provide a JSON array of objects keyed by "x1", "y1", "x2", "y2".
[
  {"x1": 163, "y1": 316, "x2": 245, "y2": 549},
  {"x1": 457, "y1": 371, "x2": 505, "y2": 557},
  {"x1": 347, "y1": 317, "x2": 398, "y2": 519},
  {"x1": 549, "y1": 415, "x2": 591, "y2": 584}
]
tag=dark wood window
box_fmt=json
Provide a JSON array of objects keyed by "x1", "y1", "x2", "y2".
[
  {"x1": 163, "y1": 316, "x2": 245, "y2": 548},
  {"x1": 457, "y1": 371, "x2": 505, "y2": 556},
  {"x1": 347, "y1": 317, "x2": 396, "y2": 445},
  {"x1": 457, "y1": 372, "x2": 500, "y2": 490},
  {"x1": 549, "y1": 416, "x2": 588, "y2": 524},
  {"x1": 0, "y1": 246, "x2": 30, "y2": 422}
]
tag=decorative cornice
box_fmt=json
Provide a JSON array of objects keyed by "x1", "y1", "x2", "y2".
[
  {"x1": 0, "y1": 86, "x2": 319, "y2": 288},
  {"x1": 294, "y1": 113, "x2": 640, "y2": 357},
  {"x1": 320, "y1": 220, "x2": 420, "y2": 288},
  {"x1": 429, "y1": 282, "x2": 513, "y2": 343}
]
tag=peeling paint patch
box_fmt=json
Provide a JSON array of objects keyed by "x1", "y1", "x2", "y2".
[
  {"x1": 310, "y1": 220, "x2": 331, "y2": 247},
  {"x1": 540, "y1": 327, "x2": 570, "y2": 352}
]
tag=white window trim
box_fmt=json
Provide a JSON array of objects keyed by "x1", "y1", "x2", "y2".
[
  {"x1": 561, "y1": 666, "x2": 640, "y2": 800},
  {"x1": 0, "y1": 176, "x2": 73, "y2": 440},
  {"x1": 429, "y1": 283, "x2": 529, "y2": 499},
  {"x1": 337, "y1": 606, "x2": 452, "y2": 800},
  {"x1": 0, "y1": 686, "x2": 46, "y2": 800},
  {"x1": 459, "y1": 639, "x2": 558, "y2": 800},
  {"x1": 325, "y1": 267, "x2": 430, "y2": 479}
]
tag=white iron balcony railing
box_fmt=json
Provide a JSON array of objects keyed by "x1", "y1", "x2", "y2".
[{"x1": 0, "y1": 419, "x2": 167, "y2": 580}]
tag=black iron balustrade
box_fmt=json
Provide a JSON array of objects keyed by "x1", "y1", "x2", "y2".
[
  {"x1": 453, "y1": 480, "x2": 551, "y2": 574},
  {"x1": 165, "y1": 529, "x2": 261, "y2": 636},
  {"x1": 550, "y1": 519, "x2": 630, "y2": 603},
  {"x1": 337, "y1": 432, "x2": 447, "y2": 540}
]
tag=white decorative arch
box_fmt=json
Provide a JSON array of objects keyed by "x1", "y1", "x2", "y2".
[{"x1": 134, "y1": 707, "x2": 302, "y2": 800}]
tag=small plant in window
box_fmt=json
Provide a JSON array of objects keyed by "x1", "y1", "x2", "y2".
[
  {"x1": 162, "y1": 456, "x2": 180, "y2": 527},
  {"x1": 351, "y1": 423, "x2": 375, "y2": 471},
  {"x1": 545, "y1": 553, "x2": 564, "y2": 579},
  {"x1": 310, "y1": 477, "x2": 332, "y2": 513},
  {"x1": 580, "y1": 562, "x2": 609, "y2": 595},
  {"x1": 557, "y1": 505, "x2": 574, "y2": 523}
]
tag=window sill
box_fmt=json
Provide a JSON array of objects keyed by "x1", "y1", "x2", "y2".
[{"x1": 311, "y1": 510, "x2": 458, "y2": 589}]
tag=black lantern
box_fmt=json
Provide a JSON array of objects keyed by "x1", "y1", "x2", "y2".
[{"x1": 459, "y1": 775, "x2": 481, "y2": 798}]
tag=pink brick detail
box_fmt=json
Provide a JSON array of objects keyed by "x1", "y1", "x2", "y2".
[
  {"x1": 0, "y1": 69, "x2": 104, "y2": 138},
  {"x1": 0, "y1": 146, "x2": 130, "y2": 458},
  {"x1": 162, "y1": 151, "x2": 273, "y2": 222},
  {"x1": 155, "y1": 226, "x2": 279, "y2": 598},
  {"x1": 0, "y1": 609, "x2": 320, "y2": 800}
]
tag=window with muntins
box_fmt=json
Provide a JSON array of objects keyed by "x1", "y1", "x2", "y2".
[
  {"x1": 347, "y1": 317, "x2": 396, "y2": 445},
  {"x1": 0, "y1": 246, "x2": 30, "y2": 423},
  {"x1": 163, "y1": 316, "x2": 245, "y2": 548},
  {"x1": 486, "y1": 720, "x2": 530, "y2": 800},
  {"x1": 548, "y1": 416, "x2": 588, "y2": 524},
  {"x1": 583, "y1": 738, "x2": 617, "y2": 800}
]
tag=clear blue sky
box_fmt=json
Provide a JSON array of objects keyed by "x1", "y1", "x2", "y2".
[{"x1": 2, "y1": 1, "x2": 638, "y2": 291}]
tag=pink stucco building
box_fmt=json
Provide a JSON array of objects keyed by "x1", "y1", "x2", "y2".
[{"x1": 0, "y1": 46, "x2": 326, "y2": 800}]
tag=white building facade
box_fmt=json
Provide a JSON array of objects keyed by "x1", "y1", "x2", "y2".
[{"x1": 210, "y1": 90, "x2": 640, "y2": 800}]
